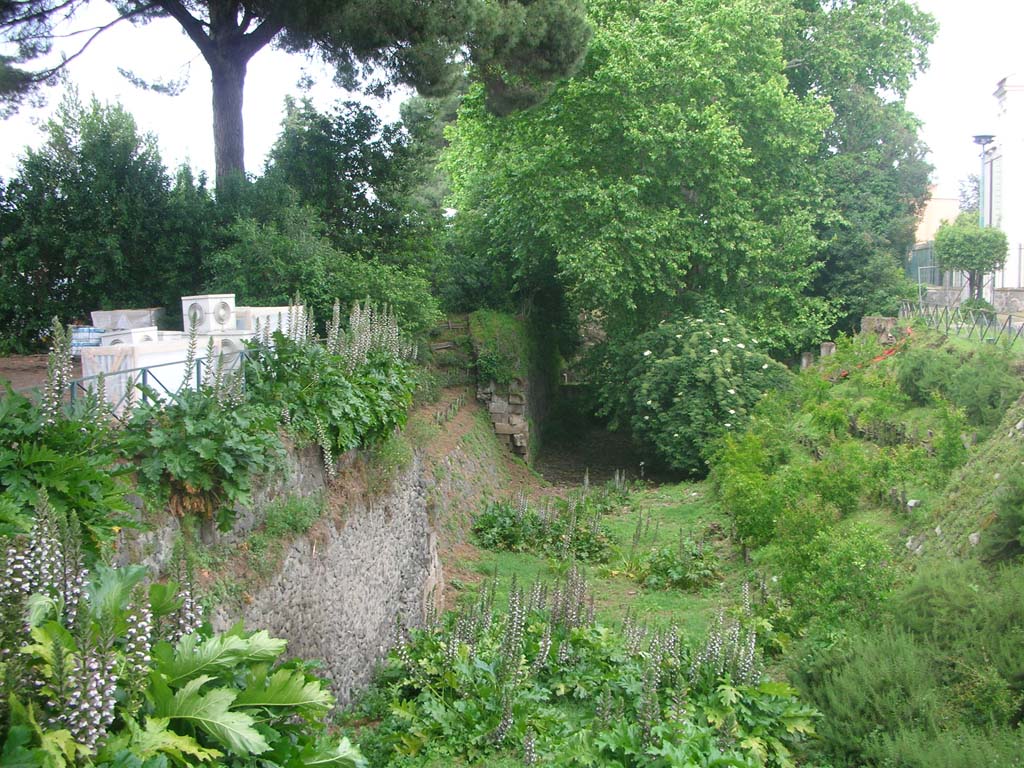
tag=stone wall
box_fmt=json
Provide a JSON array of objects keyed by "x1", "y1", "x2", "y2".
[
  {"x1": 994, "y1": 288, "x2": 1024, "y2": 313},
  {"x1": 213, "y1": 454, "x2": 441, "y2": 707},
  {"x1": 477, "y1": 378, "x2": 531, "y2": 458},
  {"x1": 117, "y1": 445, "x2": 441, "y2": 709}
]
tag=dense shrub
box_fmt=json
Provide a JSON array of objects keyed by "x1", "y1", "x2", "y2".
[
  {"x1": 982, "y1": 466, "x2": 1024, "y2": 562},
  {"x1": 897, "y1": 345, "x2": 1023, "y2": 433},
  {"x1": 0, "y1": 323, "x2": 131, "y2": 554},
  {"x1": 243, "y1": 304, "x2": 418, "y2": 473},
  {"x1": 784, "y1": 522, "x2": 894, "y2": 628},
  {"x1": 206, "y1": 201, "x2": 441, "y2": 338},
  {"x1": 711, "y1": 432, "x2": 785, "y2": 548},
  {"x1": 120, "y1": 386, "x2": 282, "y2": 531},
  {"x1": 798, "y1": 560, "x2": 1024, "y2": 767},
  {"x1": 597, "y1": 313, "x2": 778, "y2": 469},
  {"x1": 603, "y1": 309, "x2": 792, "y2": 474},
  {"x1": 472, "y1": 495, "x2": 613, "y2": 563},
  {"x1": 640, "y1": 533, "x2": 720, "y2": 590}
]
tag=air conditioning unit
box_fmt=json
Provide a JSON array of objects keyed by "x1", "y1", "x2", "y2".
[
  {"x1": 99, "y1": 326, "x2": 158, "y2": 347},
  {"x1": 181, "y1": 294, "x2": 236, "y2": 334}
]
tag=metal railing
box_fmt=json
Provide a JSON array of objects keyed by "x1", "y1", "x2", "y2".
[
  {"x1": 900, "y1": 300, "x2": 1024, "y2": 349},
  {"x1": 66, "y1": 350, "x2": 249, "y2": 421}
]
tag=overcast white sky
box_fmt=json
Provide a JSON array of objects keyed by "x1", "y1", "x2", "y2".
[{"x1": 1, "y1": 0, "x2": 1022, "y2": 198}]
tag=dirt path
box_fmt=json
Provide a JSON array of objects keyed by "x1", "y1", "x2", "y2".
[{"x1": 0, "y1": 354, "x2": 82, "y2": 394}]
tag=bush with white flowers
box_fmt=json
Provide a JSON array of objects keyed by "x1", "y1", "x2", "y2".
[{"x1": 626, "y1": 310, "x2": 791, "y2": 474}]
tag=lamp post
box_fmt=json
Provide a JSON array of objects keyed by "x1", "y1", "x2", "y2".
[
  {"x1": 973, "y1": 134, "x2": 995, "y2": 227},
  {"x1": 973, "y1": 134, "x2": 995, "y2": 303}
]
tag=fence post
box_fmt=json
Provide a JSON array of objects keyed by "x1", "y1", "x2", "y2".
[
  {"x1": 196, "y1": 359, "x2": 202, "y2": 391},
  {"x1": 140, "y1": 368, "x2": 149, "y2": 405}
]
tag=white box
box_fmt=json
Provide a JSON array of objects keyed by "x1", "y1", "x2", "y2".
[
  {"x1": 90, "y1": 307, "x2": 164, "y2": 330},
  {"x1": 181, "y1": 294, "x2": 236, "y2": 334},
  {"x1": 99, "y1": 326, "x2": 158, "y2": 347}
]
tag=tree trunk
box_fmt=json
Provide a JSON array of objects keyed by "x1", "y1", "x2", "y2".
[{"x1": 210, "y1": 56, "x2": 247, "y2": 193}]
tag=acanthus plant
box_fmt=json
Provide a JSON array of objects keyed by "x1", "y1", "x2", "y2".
[
  {"x1": 244, "y1": 299, "x2": 417, "y2": 479},
  {"x1": 355, "y1": 567, "x2": 818, "y2": 767},
  {"x1": 0, "y1": 318, "x2": 132, "y2": 556},
  {"x1": 0, "y1": 500, "x2": 365, "y2": 767}
]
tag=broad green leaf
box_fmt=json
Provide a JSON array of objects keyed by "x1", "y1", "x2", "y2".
[
  {"x1": 234, "y1": 666, "x2": 332, "y2": 714},
  {"x1": 120, "y1": 716, "x2": 223, "y2": 763},
  {"x1": 148, "y1": 582, "x2": 183, "y2": 618},
  {"x1": 152, "y1": 676, "x2": 269, "y2": 755},
  {"x1": 87, "y1": 563, "x2": 148, "y2": 619},
  {"x1": 39, "y1": 730, "x2": 86, "y2": 768},
  {"x1": 159, "y1": 630, "x2": 286, "y2": 684},
  {"x1": 0, "y1": 724, "x2": 39, "y2": 768},
  {"x1": 756, "y1": 681, "x2": 796, "y2": 698},
  {"x1": 300, "y1": 737, "x2": 367, "y2": 767}
]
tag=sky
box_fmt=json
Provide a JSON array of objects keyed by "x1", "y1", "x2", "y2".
[{"x1": 1, "y1": 1, "x2": 1023, "y2": 197}]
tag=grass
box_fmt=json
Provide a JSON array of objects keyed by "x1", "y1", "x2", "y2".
[
  {"x1": 468, "y1": 309, "x2": 532, "y2": 383},
  {"x1": 452, "y1": 480, "x2": 743, "y2": 644}
]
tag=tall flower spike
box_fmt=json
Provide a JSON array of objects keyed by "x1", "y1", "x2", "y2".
[{"x1": 42, "y1": 317, "x2": 73, "y2": 427}]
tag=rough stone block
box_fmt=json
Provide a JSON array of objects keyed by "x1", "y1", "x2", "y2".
[
  {"x1": 508, "y1": 414, "x2": 527, "y2": 429},
  {"x1": 493, "y1": 422, "x2": 518, "y2": 435},
  {"x1": 488, "y1": 397, "x2": 509, "y2": 414},
  {"x1": 508, "y1": 403, "x2": 525, "y2": 415},
  {"x1": 508, "y1": 393, "x2": 525, "y2": 405}
]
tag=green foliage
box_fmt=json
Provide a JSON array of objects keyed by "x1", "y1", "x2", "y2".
[
  {"x1": 934, "y1": 213, "x2": 1010, "y2": 301},
  {"x1": 712, "y1": 432, "x2": 785, "y2": 549},
  {"x1": 982, "y1": 466, "x2": 1024, "y2": 563},
  {"x1": 443, "y1": 0, "x2": 833, "y2": 352},
  {"x1": 0, "y1": 379, "x2": 130, "y2": 558},
  {"x1": 896, "y1": 345, "x2": 956, "y2": 405},
  {"x1": 897, "y1": 344, "x2": 1023, "y2": 435},
  {"x1": 603, "y1": 310, "x2": 792, "y2": 475},
  {"x1": 959, "y1": 296, "x2": 996, "y2": 313},
  {"x1": 244, "y1": 494, "x2": 325, "y2": 578},
  {"x1": 640, "y1": 534, "x2": 719, "y2": 591},
  {"x1": 782, "y1": 522, "x2": 895, "y2": 628},
  {"x1": 797, "y1": 560, "x2": 1024, "y2": 767},
  {"x1": 933, "y1": 398, "x2": 969, "y2": 474},
  {"x1": 366, "y1": 433, "x2": 415, "y2": 497},
  {"x1": 0, "y1": 510, "x2": 365, "y2": 767},
  {"x1": 120, "y1": 387, "x2": 281, "y2": 531},
  {"x1": 351, "y1": 570, "x2": 817, "y2": 767},
  {"x1": 206, "y1": 199, "x2": 441, "y2": 338},
  {"x1": 0, "y1": 93, "x2": 210, "y2": 348},
  {"x1": 244, "y1": 330, "x2": 417, "y2": 458},
  {"x1": 471, "y1": 495, "x2": 614, "y2": 563},
  {"x1": 266, "y1": 98, "x2": 442, "y2": 273},
  {"x1": 468, "y1": 310, "x2": 530, "y2": 386}
]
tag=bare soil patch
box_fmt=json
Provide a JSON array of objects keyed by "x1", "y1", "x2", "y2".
[{"x1": 0, "y1": 354, "x2": 81, "y2": 393}]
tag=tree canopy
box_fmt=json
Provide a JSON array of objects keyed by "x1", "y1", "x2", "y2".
[
  {"x1": 934, "y1": 213, "x2": 1009, "y2": 302},
  {"x1": 444, "y1": 0, "x2": 834, "y2": 353},
  {"x1": 2, "y1": 0, "x2": 591, "y2": 190},
  {"x1": 783, "y1": 0, "x2": 936, "y2": 332},
  {"x1": 0, "y1": 92, "x2": 212, "y2": 349}
]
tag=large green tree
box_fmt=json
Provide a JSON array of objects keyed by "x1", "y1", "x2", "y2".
[
  {"x1": 1, "y1": 0, "x2": 591, "y2": 191},
  {"x1": 264, "y1": 97, "x2": 439, "y2": 271},
  {"x1": 444, "y1": 0, "x2": 833, "y2": 353},
  {"x1": 782, "y1": 0, "x2": 936, "y2": 331},
  {"x1": 0, "y1": 93, "x2": 213, "y2": 349}
]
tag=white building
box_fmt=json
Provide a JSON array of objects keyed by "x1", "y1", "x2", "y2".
[{"x1": 984, "y1": 75, "x2": 1024, "y2": 311}]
